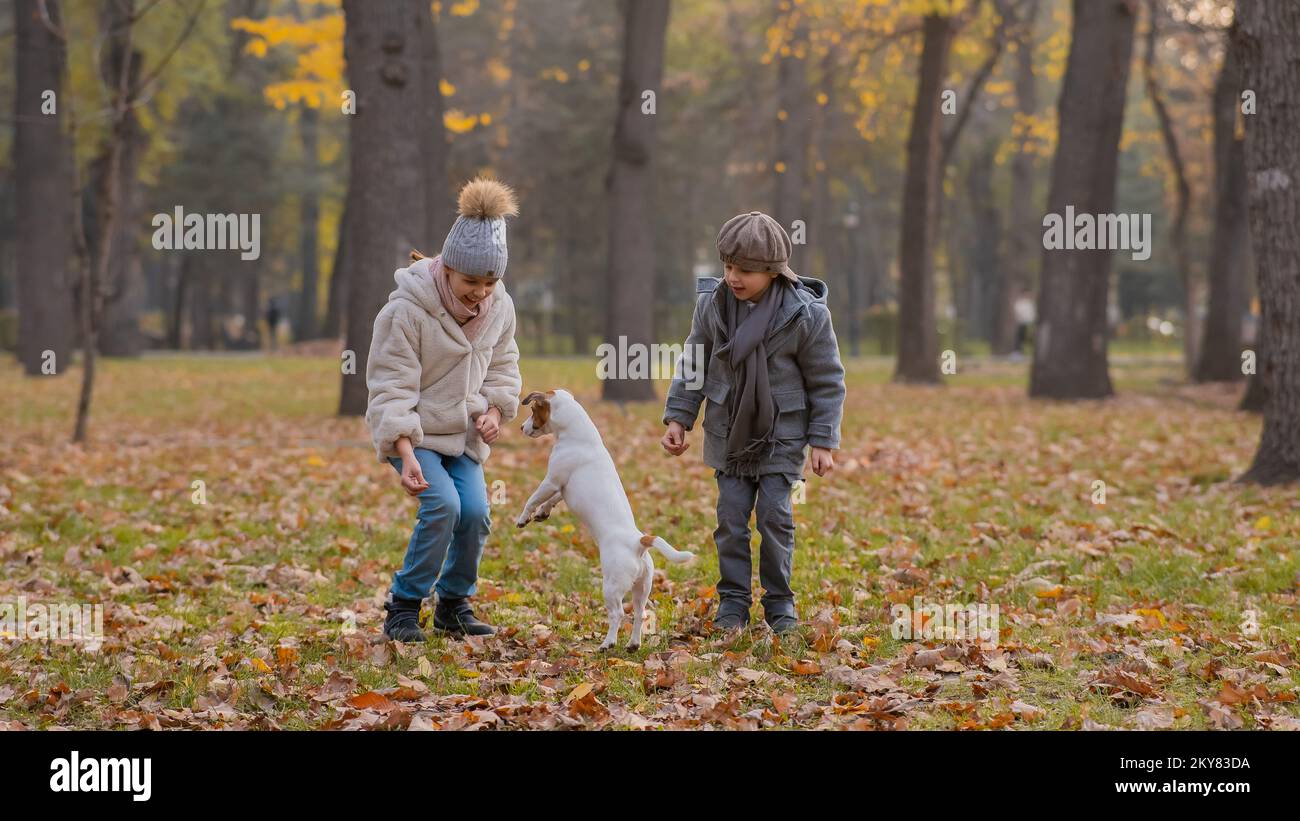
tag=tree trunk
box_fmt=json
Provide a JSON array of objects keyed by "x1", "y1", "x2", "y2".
[
  {"x1": 808, "y1": 50, "x2": 835, "y2": 281},
  {"x1": 966, "y1": 139, "x2": 1002, "y2": 343},
  {"x1": 242, "y1": 260, "x2": 261, "y2": 347},
  {"x1": 93, "y1": 0, "x2": 147, "y2": 358},
  {"x1": 74, "y1": 0, "x2": 138, "y2": 441},
  {"x1": 189, "y1": 258, "x2": 215, "y2": 349},
  {"x1": 1240, "y1": 319, "x2": 1269, "y2": 411},
  {"x1": 894, "y1": 13, "x2": 954, "y2": 384},
  {"x1": 420, "y1": 2, "x2": 450, "y2": 243},
  {"x1": 338, "y1": 0, "x2": 434, "y2": 415},
  {"x1": 323, "y1": 196, "x2": 350, "y2": 339},
  {"x1": 773, "y1": 7, "x2": 811, "y2": 272},
  {"x1": 1236, "y1": 0, "x2": 1300, "y2": 484},
  {"x1": 1196, "y1": 22, "x2": 1250, "y2": 383},
  {"x1": 296, "y1": 104, "x2": 321, "y2": 340},
  {"x1": 601, "y1": 0, "x2": 670, "y2": 402},
  {"x1": 1142, "y1": 0, "x2": 1196, "y2": 377},
  {"x1": 168, "y1": 255, "x2": 189, "y2": 349},
  {"x1": 559, "y1": 205, "x2": 588, "y2": 355},
  {"x1": 994, "y1": 0, "x2": 1039, "y2": 356},
  {"x1": 13, "y1": 0, "x2": 75, "y2": 375},
  {"x1": 1029, "y1": 0, "x2": 1136, "y2": 399}
]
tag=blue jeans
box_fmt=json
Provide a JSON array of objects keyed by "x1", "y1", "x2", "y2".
[{"x1": 387, "y1": 449, "x2": 491, "y2": 602}]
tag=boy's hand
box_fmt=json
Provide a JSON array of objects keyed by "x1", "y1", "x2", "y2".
[
  {"x1": 662, "y1": 421, "x2": 689, "y2": 456},
  {"x1": 400, "y1": 457, "x2": 430, "y2": 496},
  {"x1": 809, "y1": 447, "x2": 834, "y2": 477},
  {"x1": 476, "y1": 406, "x2": 502, "y2": 444}
]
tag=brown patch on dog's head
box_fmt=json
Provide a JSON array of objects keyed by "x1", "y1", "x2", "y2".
[
  {"x1": 639, "y1": 534, "x2": 655, "y2": 547},
  {"x1": 521, "y1": 390, "x2": 557, "y2": 429}
]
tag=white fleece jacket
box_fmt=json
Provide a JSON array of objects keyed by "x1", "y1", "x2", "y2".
[{"x1": 364, "y1": 256, "x2": 522, "y2": 464}]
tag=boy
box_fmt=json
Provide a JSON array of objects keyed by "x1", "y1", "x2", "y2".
[{"x1": 661, "y1": 210, "x2": 846, "y2": 634}]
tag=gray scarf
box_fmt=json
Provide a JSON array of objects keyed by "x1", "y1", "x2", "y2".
[{"x1": 721, "y1": 279, "x2": 785, "y2": 476}]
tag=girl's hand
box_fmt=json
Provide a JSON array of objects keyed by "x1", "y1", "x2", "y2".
[
  {"x1": 476, "y1": 406, "x2": 502, "y2": 444},
  {"x1": 809, "y1": 447, "x2": 835, "y2": 477},
  {"x1": 400, "y1": 457, "x2": 430, "y2": 496},
  {"x1": 662, "y1": 421, "x2": 689, "y2": 456}
]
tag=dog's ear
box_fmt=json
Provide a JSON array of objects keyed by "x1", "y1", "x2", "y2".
[{"x1": 522, "y1": 391, "x2": 551, "y2": 427}]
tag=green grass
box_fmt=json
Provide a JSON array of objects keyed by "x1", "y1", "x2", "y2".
[{"x1": 0, "y1": 352, "x2": 1296, "y2": 730}]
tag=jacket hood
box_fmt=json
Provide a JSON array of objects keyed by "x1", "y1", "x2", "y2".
[
  {"x1": 389, "y1": 257, "x2": 444, "y2": 316},
  {"x1": 791, "y1": 274, "x2": 829, "y2": 304},
  {"x1": 698, "y1": 274, "x2": 829, "y2": 333},
  {"x1": 696, "y1": 274, "x2": 830, "y2": 302},
  {"x1": 388, "y1": 255, "x2": 509, "y2": 320}
]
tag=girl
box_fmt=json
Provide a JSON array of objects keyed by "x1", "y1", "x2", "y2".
[{"x1": 365, "y1": 178, "x2": 522, "y2": 642}]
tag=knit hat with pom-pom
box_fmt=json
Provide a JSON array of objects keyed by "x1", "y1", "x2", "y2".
[{"x1": 441, "y1": 178, "x2": 520, "y2": 279}]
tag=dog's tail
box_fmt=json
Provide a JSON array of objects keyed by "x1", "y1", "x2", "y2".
[{"x1": 639, "y1": 533, "x2": 694, "y2": 564}]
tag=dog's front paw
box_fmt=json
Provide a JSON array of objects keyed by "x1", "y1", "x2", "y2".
[
  {"x1": 515, "y1": 513, "x2": 531, "y2": 528},
  {"x1": 533, "y1": 509, "x2": 550, "y2": 521}
]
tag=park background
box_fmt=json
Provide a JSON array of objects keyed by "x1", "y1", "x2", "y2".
[{"x1": 1, "y1": 0, "x2": 1298, "y2": 730}]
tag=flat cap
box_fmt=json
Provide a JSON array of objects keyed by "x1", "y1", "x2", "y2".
[{"x1": 716, "y1": 210, "x2": 797, "y2": 281}]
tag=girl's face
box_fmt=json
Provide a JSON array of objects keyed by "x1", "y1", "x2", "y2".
[
  {"x1": 446, "y1": 265, "x2": 498, "y2": 309},
  {"x1": 723, "y1": 263, "x2": 778, "y2": 302}
]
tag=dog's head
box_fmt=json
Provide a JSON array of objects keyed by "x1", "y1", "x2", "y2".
[{"x1": 520, "y1": 389, "x2": 574, "y2": 437}]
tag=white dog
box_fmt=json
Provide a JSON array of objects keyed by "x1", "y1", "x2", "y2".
[{"x1": 515, "y1": 389, "x2": 693, "y2": 650}]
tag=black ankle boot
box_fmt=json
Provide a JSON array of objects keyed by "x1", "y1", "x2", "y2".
[
  {"x1": 433, "y1": 597, "x2": 495, "y2": 636},
  {"x1": 382, "y1": 596, "x2": 427, "y2": 642}
]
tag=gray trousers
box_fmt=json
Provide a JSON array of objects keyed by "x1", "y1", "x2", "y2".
[{"x1": 714, "y1": 470, "x2": 799, "y2": 619}]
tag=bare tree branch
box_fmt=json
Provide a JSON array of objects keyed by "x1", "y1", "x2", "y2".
[
  {"x1": 940, "y1": 0, "x2": 1017, "y2": 167},
  {"x1": 130, "y1": 0, "x2": 208, "y2": 98}
]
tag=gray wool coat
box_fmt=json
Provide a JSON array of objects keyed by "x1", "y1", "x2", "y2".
[{"x1": 662, "y1": 275, "x2": 846, "y2": 476}]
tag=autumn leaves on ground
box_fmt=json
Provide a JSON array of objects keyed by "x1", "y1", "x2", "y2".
[{"x1": 1, "y1": 354, "x2": 1297, "y2": 730}]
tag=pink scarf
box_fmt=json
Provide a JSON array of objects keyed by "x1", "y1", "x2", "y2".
[{"x1": 429, "y1": 253, "x2": 495, "y2": 343}]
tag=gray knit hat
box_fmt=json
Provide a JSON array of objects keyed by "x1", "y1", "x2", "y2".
[
  {"x1": 441, "y1": 178, "x2": 519, "y2": 279},
  {"x1": 716, "y1": 210, "x2": 798, "y2": 281}
]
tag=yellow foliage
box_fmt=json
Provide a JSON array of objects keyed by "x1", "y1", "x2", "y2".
[
  {"x1": 231, "y1": 14, "x2": 343, "y2": 49},
  {"x1": 440, "y1": 78, "x2": 456, "y2": 97},
  {"x1": 265, "y1": 79, "x2": 331, "y2": 109},
  {"x1": 233, "y1": 12, "x2": 344, "y2": 110},
  {"x1": 444, "y1": 109, "x2": 480, "y2": 133},
  {"x1": 487, "y1": 58, "x2": 512, "y2": 84},
  {"x1": 450, "y1": 0, "x2": 479, "y2": 16},
  {"x1": 983, "y1": 79, "x2": 1012, "y2": 97}
]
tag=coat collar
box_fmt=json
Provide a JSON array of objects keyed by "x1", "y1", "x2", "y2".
[
  {"x1": 392, "y1": 257, "x2": 509, "y2": 348},
  {"x1": 697, "y1": 275, "x2": 825, "y2": 342}
]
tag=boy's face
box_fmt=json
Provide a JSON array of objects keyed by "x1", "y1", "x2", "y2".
[
  {"x1": 723, "y1": 263, "x2": 778, "y2": 302},
  {"x1": 446, "y1": 265, "x2": 498, "y2": 309}
]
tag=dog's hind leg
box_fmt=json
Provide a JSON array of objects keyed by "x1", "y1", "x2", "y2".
[
  {"x1": 598, "y1": 588, "x2": 623, "y2": 651},
  {"x1": 627, "y1": 553, "x2": 654, "y2": 651}
]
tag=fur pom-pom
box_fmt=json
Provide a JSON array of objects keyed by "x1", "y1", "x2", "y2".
[{"x1": 457, "y1": 178, "x2": 519, "y2": 220}]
